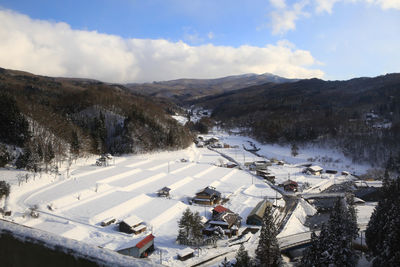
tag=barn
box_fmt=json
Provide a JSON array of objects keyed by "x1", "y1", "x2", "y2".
[
  {"x1": 246, "y1": 200, "x2": 272, "y2": 226},
  {"x1": 117, "y1": 234, "x2": 155, "y2": 258}
]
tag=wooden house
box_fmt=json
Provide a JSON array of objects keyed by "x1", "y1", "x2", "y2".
[
  {"x1": 177, "y1": 247, "x2": 195, "y2": 261},
  {"x1": 157, "y1": 186, "x2": 171, "y2": 197},
  {"x1": 193, "y1": 186, "x2": 221, "y2": 205},
  {"x1": 212, "y1": 205, "x2": 229, "y2": 218},
  {"x1": 246, "y1": 200, "x2": 272, "y2": 226},
  {"x1": 119, "y1": 215, "x2": 146, "y2": 235},
  {"x1": 204, "y1": 210, "x2": 241, "y2": 237},
  {"x1": 306, "y1": 166, "x2": 323, "y2": 175},
  {"x1": 282, "y1": 180, "x2": 298, "y2": 191},
  {"x1": 117, "y1": 234, "x2": 155, "y2": 258}
]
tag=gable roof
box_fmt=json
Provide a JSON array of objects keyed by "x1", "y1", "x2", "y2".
[
  {"x1": 136, "y1": 234, "x2": 155, "y2": 249},
  {"x1": 123, "y1": 215, "x2": 143, "y2": 227},
  {"x1": 158, "y1": 186, "x2": 171, "y2": 192},
  {"x1": 213, "y1": 205, "x2": 228, "y2": 214},
  {"x1": 247, "y1": 200, "x2": 271, "y2": 220},
  {"x1": 283, "y1": 180, "x2": 298, "y2": 186},
  {"x1": 196, "y1": 186, "x2": 221, "y2": 197},
  {"x1": 308, "y1": 166, "x2": 323, "y2": 172}
]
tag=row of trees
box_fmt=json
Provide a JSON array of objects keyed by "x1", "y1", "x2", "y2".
[{"x1": 301, "y1": 195, "x2": 359, "y2": 266}]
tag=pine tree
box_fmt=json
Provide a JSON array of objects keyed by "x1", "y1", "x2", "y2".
[
  {"x1": 70, "y1": 130, "x2": 80, "y2": 156},
  {"x1": 301, "y1": 231, "x2": 325, "y2": 267},
  {"x1": 235, "y1": 244, "x2": 251, "y2": 267},
  {"x1": 366, "y1": 177, "x2": 400, "y2": 266},
  {"x1": 177, "y1": 208, "x2": 193, "y2": 245},
  {"x1": 291, "y1": 143, "x2": 299, "y2": 157},
  {"x1": 192, "y1": 211, "x2": 204, "y2": 245},
  {"x1": 255, "y1": 205, "x2": 281, "y2": 267}
]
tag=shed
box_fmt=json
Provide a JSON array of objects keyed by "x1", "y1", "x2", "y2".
[
  {"x1": 157, "y1": 186, "x2": 171, "y2": 197},
  {"x1": 177, "y1": 247, "x2": 195, "y2": 261},
  {"x1": 117, "y1": 234, "x2": 155, "y2": 258},
  {"x1": 119, "y1": 215, "x2": 145, "y2": 234},
  {"x1": 246, "y1": 200, "x2": 272, "y2": 226},
  {"x1": 325, "y1": 170, "x2": 338, "y2": 174}
]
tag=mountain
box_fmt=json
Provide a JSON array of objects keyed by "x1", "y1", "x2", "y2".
[
  {"x1": 193, "y1": 73, "x2": 400, "y2": 166},
  {"x1": 0, "y1": 67, "x2": 192, "y2": 170},
  {"x1": 126, "y1": 73, "x2": 296, "y2": 103}
]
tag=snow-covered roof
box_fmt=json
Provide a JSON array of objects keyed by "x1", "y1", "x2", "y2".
[
  {"x1": 133, "y1": 224, "x2": 146, "y2": 232},
  {"x1": 308, "y1": 166, "x2": 323, "y2": 172},
  {"x1": 177, "y1": 248, "x2": 194, "y2": 257},
  {"x1": 123, "y1": 215, "x2": 143, "y2": 227},
  {"x1": 209, "y1": 220, "x2": 229, "y2": 226}
]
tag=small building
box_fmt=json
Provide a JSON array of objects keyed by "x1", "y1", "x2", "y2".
[
  {"x1": 177, "y1": 247, "x2": 195, "y2": 261},
  {"x1": 246, "y1": 200, "x2": 272, "y2": 226},
  {"x1": 342, "y1": 171, "x2": 350, "y2": 176},
  {"x1": 307, "y1": 166, "x2": 323, "y2": 175},
  {"x1": 282, "y1": 180, "x2": 298, "y2": 192},
  {"x1": 193, "y1": 186, "x2": 221, "y2": 205},
  {"x1": 119, "y1": 215, "x2": 146, "y2": 235},
  {"x1": 157, "y1": 186, "x2": 171, "y2": 197},
  {"x1": 117, "y1": 234, "x2": 155, "y2": 258},
  {"x1": 101, "y1": 218, "x2": 116, "y2": 227}
]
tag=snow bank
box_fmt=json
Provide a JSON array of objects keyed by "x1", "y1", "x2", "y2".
[
  {"x1": 278, "y1": 199, "x2": 317, "y2": 237},
  {"x1": 0, "y1": 219, "x2": 159, "y2": 267}
]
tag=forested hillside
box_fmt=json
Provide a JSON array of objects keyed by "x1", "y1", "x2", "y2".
[
  {"x1": 0, "y1": 68, "x2": 192, "y2": 171},
  {"x1": 193, "y1": 74, "x2": 400, "y2": 166}
]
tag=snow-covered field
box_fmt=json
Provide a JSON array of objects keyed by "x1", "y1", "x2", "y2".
[{"x1": 1, "y1": 131, "x2": 376, "y2": 266}]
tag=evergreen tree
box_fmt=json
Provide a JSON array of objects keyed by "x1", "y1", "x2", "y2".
[
  {"x1": 0, "y1": 93, "x2": 30, "y2": 146},
  {"x1": 291, "y1": 143, "x2": 299, "y2": 157},
  {"x1": 235, "y1": 244, "x2": 251, "y2": 267},
  {"x1": 327, "y1": 198, "x2": 358, "y2": 267},
  {"x1": 192, "y1": 211, "x2": 204, "y2": 245},
  {"x1": 70, "y1": 130, "x2": 80, "y2": 156},
  {"x1": 177, "y1": 208, "x2": 193, "y2": 245},
  {"x1": 255, "y1": 205, "x2": 281, "y2": 267},
  {"x1": 366, "y1": 177, "x2": 400, "y2": 266},
  {"x1": 301, "y1": 231, "x2": 325, "y2": 267}
]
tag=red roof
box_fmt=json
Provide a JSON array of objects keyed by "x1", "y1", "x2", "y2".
[
  {"x1": 213, "y1": 205, "x2": 228, "y2": 213},
  {"x1": 136, "y1": 234, "x2": 155, "y2": 249}
]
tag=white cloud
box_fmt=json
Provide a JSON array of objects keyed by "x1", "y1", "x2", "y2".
[
  {"x1": 270, "y1": 0, "x2": 310, "y2": 35},
  {"x1": 314, "y1": 0, "x2": 341, "y2": 13},
  {"x1": 207, "y1": 31, "x2": 214, "y2": 39},
  {"x1": 0, "y1": 9, "x2": 324, "y2": 82},
  {"x1": 269, "y1": 0, "x2": 287, "y2": 9},
  {"x1": 269, "y1": 0, "x2": 400, "y2": 35}
]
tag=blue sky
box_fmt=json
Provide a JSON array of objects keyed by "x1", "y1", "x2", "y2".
[{"x1": 0, "y1": 0, "x2": 399, "y2": 82}]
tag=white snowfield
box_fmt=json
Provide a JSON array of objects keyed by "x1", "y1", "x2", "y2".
[{"x1": 2, "y1": 132, "x2": 375, "y2": 266}]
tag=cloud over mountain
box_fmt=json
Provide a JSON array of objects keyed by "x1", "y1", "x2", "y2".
[{"x1": 0, "y1": 9, "x2": 323, "y2": 83}]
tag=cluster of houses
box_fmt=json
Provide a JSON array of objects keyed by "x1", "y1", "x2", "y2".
[{"x1": 195, "y1": 136, "x2": 227, "y2": 148}]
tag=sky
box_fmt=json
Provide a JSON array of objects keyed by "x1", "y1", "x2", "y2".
[{"x1": 0, "y1": 0, "x2": 399, "y2": 83}]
